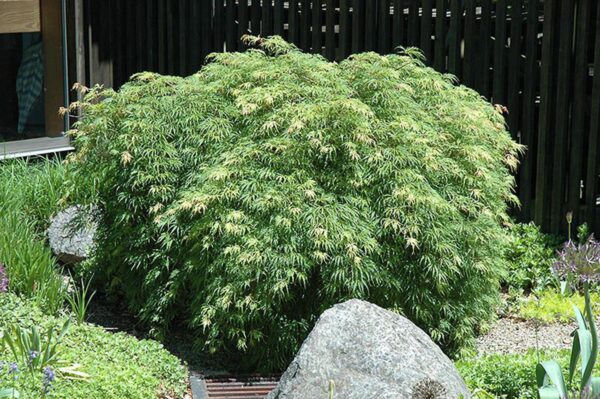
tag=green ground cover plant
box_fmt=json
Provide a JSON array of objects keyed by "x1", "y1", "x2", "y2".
[
  {"x1": 0, "y1": 293, "x2": 187, "y2": 398},
  {"x1": 504, "y1": 222, "x2": 561, "y2": 292},
  {"x1": 517, "y1": 290, "x2": 600, "y2": 324},
  {"x1": 69, "y1": 36, "x2": 522, "y2": 369},
  {"x1": 457, "y1": 350, "x2": 579, "y2": 399}
]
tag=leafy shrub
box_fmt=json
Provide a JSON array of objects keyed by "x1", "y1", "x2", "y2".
[
  {"x1": 503, "y1": 222, "x2": 560, "y2": 291},
  {"x1": 456, "y1": 350, "x2": 571, "y2": 399},
  {"x1": 69, "y1": 36, "x2": 522, "y2": 368},
  {"x1": 0, "y1": 294, "x2": 187, "y2": 398},
  {"x1": 517, "y1": 290, "x2": 600, "y2": 324}
]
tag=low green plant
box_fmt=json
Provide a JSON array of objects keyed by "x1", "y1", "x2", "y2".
[
  {"x1": 457, "y1": 350, "x2": 576, "y2": 399},
  {"x1": 0, "y1": 293, "x2": 187, "y2": 398},
  {"x1": 503, "y1": 222, "x2": 561, "y2": 292},
  {"x1": 69, "y1": 35, "x2": 522, "y2": 368},
  {"x1": 2, "y1": 319, "x2": 70, "y2": 372},
  {"x1": 66, "y1": 276, "x2": 96, "y2": 324},
  {"x1": 518, "y1": 290, "x2": 600, "y2": 324}
]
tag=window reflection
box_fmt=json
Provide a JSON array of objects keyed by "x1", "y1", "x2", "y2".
[{"x1": 0, "y1": 32, "x2": 45, "y2": 142}]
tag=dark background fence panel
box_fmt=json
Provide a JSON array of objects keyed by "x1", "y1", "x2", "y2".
[{"x1": 77, "y1": 0, "x2": 600, "y2": 235}]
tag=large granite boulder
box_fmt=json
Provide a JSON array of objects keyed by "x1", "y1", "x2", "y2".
[
  {"x1": 48, "y1": 205, "x2": 98, "y2": 264},
  {"x1": 268, "y1": 299, "x2": 470, "y2": 399}
]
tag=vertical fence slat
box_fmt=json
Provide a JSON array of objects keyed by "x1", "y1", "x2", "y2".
[
  {"x1": 288, "y1": 0, "x2": 299, "y2": 45},
  {"x1": 433, "y1": 0, "x2": 447, "y2": 71},
  {"x1": 126, "y1": 1, "x2": 136, "y2": 76},
  {"x1": 238, "y1": 0, "x2": 249, "y2": 49},
  {"x1": 263, "y1": 0, "x2": 274, "y2": 36},
  {"x1": 225, "y1": 0, "x2": 237, "y2": 51},
  {"x1": 201, "y1": 0, "x2": 213, "y2": 62},
  {"x1": 300, "y1": 0, "x2": 311, "y2": 50},
  {"x1": 549, "y1": 0, "x2": 575, "y2": 232},
  {"x1": 311, "y1": 0, "x2": 322, "y2": 53},
  {"x1": 325, "y1": 0, "x2": 335, "y2": 59},
  {"x1": 393, "y1": 0, "x2": 406, "y2": 49},
  {"x1": 189, "y1": 0, "x2": 201, "y2": 70},
  {"x1": 507, "y1": 0, "x2": 523, "y2": 135},
  {"x1": 157, "y1": 0, "x2": 166, "y2": 74},
  {"x1": 352, "y1": 0, "x2": 364, "y2": 53},
  {"x1": 535, "y1": 0, "x2": 559, "y2": 229},
  {"x1": 178, "y1": 0, "x2": 188, "y2": 75},
  {"x1": 586, "y1": 4, "x2": 600, "y2": 228},
  {"x1": 339, "y1": 0, "x2": 350, "y2": 59},
  {"x1": 518, "y1": 0, "x2": 539, "y2": 220},
  {"x1": 166, "y1": 0, "x2": 176, "y2": 75},
  {"x1": 378, "y1": 0, "x2": 390, "y2": 54},
  {"x1": 251, "y1": 0, "x2": 261, "y2": 36},
  {"x1": 479, "y1": 0, "x2": 492, "y2": 96},
  {"x1": 146, "y1": 0, "x2": 156, "y2": 71},
  {"x1": 568, "y1": 0, "x2": 592, "y2": 222},
  {"x1": 462, "y1": 0, "x2": 476, "y2": 85},
  {"x1": 420, "y1": 0, "x2": 433, "y2": 63},
  {"x1": 114, "y1": 0, "x2": 125, "y2": 82},
  {"x1": 447, "y1": 0, "x2": 462, "y2": 77},
  {"x1": 492, "y1": 0, "x2": 507, "y2": 104},
  {"x1": 364, "y1": 0, "x2": 376, "y2": 51},
  {"x1": 274, "y1": 0, "x2": 285, "y2": 36},
  {"x1": 214, "y1": 0, "x2": 225, "y2": 51},
  {"x1": 408, "y1": 0, "x2": 419, "y2": 46}
]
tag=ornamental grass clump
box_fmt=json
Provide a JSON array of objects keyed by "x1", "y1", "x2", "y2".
[{"x1": 68, "y1": 36, "x2": 522, "y2": 369}]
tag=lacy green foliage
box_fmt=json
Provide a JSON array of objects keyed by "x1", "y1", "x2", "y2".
[
  {"x1": 70, "y1": 36, "x2": 522, "y2": 368},
  {"x1": 457, "y1": 350, "x2": 577, "y2": 399},
  {"x1": 0, "y1": 294, "x2": 187, "y2": 398},
  {"x1": 504, "y1": 222, "x2": 561, "y2": 291}
]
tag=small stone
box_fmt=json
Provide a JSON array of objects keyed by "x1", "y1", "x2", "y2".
[{"x1": 48, "y1": 205, "x2": 98, "y2": 264}]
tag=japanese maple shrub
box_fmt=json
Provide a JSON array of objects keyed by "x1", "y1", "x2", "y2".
[{"x1": 69, "y1": 36, "x2": 522, "y2": 369}]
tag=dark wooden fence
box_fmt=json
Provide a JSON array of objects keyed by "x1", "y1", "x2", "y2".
[{"x1": 79, "y1": 0, "x2": 600, "y2": 235}]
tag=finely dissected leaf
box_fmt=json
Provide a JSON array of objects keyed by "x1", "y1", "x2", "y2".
[{"x1": 70, "y1": 36, "x2": 521, "y2": 368}]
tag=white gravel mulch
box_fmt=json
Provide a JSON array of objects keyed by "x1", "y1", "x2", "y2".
[{"x1": 476, "y1": 317, "x2": 579, "y2": 355}]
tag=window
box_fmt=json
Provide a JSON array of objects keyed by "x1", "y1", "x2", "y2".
[{"x1": 0, "y1": 0, "x2": 72, "y2": 158}]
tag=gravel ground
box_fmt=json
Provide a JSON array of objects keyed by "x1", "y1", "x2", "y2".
[{"x1": 476, "y1": 317, "x2": 580, "y2": 355}]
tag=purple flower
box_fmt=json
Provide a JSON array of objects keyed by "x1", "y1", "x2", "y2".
[
  {"x1": 8, "y1": 362, "x2": 19, "y2": 380},
  {"x1": 8, "y1": 363, "x2": 18, "y2": 374},
  {"x1": 553, "y1": 236, "x2": 600, "y2": 284},
  {"x1": 43, "y1": 366, "x2": 55, "y2": 393},
  {"x1": 0, "y1": 263, "x2": 8, "y2": 293},
  {"x1": 28, "y1": 350, "x2": 38, "y2": 365}
]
